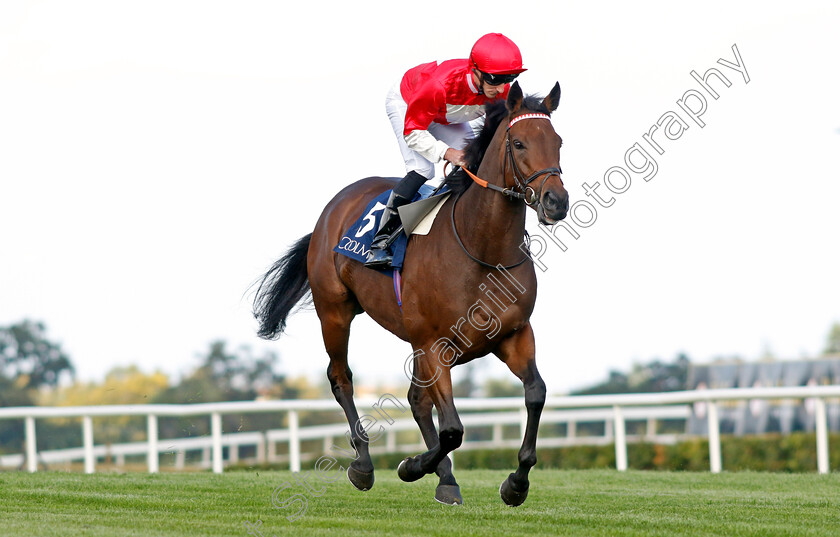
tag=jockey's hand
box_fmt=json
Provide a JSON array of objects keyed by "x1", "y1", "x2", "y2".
[{"x1": 444, "y1": 148, "x2": 467, "y2": 168}]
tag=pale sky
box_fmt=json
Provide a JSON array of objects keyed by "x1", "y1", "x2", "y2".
[{"x1": 1, "y1": 1, "x2": 839, "y2": 395}]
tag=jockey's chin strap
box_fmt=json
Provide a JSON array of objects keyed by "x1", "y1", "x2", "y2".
[{"x1": 457, "y1": 113, "x2": 563, "y2": 206}]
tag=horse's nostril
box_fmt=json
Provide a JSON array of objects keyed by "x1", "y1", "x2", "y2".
[{"x1": 540, "y1": 190, "x2": 569, "y2": 221}]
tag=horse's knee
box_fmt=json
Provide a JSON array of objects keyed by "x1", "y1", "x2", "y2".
[{"x1": 439, "y1": 427, "x2": 463, "y2": 451}]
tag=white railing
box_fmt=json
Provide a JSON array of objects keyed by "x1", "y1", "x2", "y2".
[
  {"x1": 0, "y1": 386, "x2": 838, "y2": 474},
  {"x1": 0, "y1": 406, "x2": 688, "y2": 472}
]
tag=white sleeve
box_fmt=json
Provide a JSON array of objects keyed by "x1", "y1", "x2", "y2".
[{"x1": 404, "y1": 129, "x2": 450, "y2": 163}]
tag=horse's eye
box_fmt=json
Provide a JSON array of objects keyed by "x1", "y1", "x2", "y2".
[{"x1": 513, "y1": 140, "x2": 524, "y2": 150}]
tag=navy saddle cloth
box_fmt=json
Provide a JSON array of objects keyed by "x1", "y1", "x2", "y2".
[{"x1": 334, "y1": 183, "x2": 442, "y2": 270}]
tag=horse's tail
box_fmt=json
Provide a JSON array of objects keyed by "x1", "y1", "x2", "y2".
[{"x1": 253, "y1": 233, "x2": 313, "y2": 340}]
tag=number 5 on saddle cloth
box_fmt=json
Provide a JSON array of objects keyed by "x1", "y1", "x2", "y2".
[{"x1": 333, "y1": 183, "x2": 451, "y2": 271}]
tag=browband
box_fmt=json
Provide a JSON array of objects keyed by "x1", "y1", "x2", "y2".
[{"x1": 508, "y1": 113, "x2": 551, "y2": 129}]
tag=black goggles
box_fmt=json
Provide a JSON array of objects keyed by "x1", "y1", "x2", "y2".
[{"x1": 479, "y1": 70, "x2": 519, "y2": 86}]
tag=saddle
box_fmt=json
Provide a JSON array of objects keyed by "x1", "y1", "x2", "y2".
[{"x1": 333, "y1": 184, "x2": 451, "y2": 271}]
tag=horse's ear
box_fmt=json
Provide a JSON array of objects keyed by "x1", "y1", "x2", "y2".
[
  {"x1": 506, "y1": 81, "x2": 523, "y2": 114},
  {"x1": 542, "y1": 82, "x2": 561, "y2": 113}
]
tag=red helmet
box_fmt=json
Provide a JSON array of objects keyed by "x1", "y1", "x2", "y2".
[{"x1": 469, "y1": 33, "x2": 526, "y2": 75}]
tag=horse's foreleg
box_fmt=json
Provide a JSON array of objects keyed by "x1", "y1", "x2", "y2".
[
  {"x1": 321, "y1": 305, "x2": 374, "y2": 491},
  {"x1": 398, "y1": 349, "x2": 463, "y2": 486},
  {"x1": 494, "y1": 323, "x2": 545, "y2": 506},
  {"x1": 406, "y1": 381, "x2": 462, "y2": 505}
]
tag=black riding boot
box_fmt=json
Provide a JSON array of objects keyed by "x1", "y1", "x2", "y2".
[{"x1": 364, "y1": 170, "x2": 427, "y2": 269}]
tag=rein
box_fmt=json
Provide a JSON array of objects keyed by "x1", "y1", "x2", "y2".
[
  {"x1": 450, "y1": 194, "x2": 531, "y2": 270},
  {"x1": 449, "y1": 112, "x2": 562, "y2": 269},
  {"x1": 459, "y1": 166, "x2": 525, "y2": 200}
]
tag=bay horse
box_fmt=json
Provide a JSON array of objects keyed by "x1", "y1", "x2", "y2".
[{"x1": 253, "y1": 81, "x2": 568, "y2": 506}]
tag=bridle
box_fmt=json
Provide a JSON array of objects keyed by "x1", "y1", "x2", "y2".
[
  {"x1": 459, "y1": 112, "x2": 563, "y2": 205},
  {"x1": 451, "y1": 112, "x2": 563, "y2": 269},
  {"x1": 503, "y1": 113, "x2": 564, "y2": 206}
]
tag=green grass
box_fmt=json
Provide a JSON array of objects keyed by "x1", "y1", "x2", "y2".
[{"x1": 2, "y1": 469, "x2": 839, "y2": 537}]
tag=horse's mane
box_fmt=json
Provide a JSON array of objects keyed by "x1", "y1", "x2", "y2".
[{"x1": 443, "y1": 95, "x2": 552, "y2": 195}]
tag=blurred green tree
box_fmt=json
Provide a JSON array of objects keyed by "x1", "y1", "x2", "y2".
[
  {"x1": 483, "y1": 377, "x2": 523, "y2": 397},
  {"x1": 453, "y1": 361, "x2": 484, "y2": 397},
  {"x1": 0, "y1": 320, "x2": 75, "y2": 455},
  {"x1": 152, "y1": 340, "x2": 298, "y2": 440},
  {"x1": 0, "y1": 320, "x2": 74, "y2": 389},
  {"x1": 572, "y1": 353, "x2": 691, "y2": 395},
  {"x1": 823, "y1": 322, "x2": 840, "y2": 355},
  {"x1": 40, "y1": 365, "x2": 170, "y2": 445}
]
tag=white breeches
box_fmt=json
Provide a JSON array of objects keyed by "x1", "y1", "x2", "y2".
[{"x1": 385, "y1": 82, "x2": 483, "y2": 180}]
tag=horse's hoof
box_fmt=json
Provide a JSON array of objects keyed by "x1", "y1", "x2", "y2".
[
  {"x1": 397, "y1": 457, "x2": 423, "y2": 482},
  {"x1": 347, "y1": 464, "x2": 374, "y2": 491},
  {"x1": 434, "y1": 484, "x2": 463, "y2": 505},
  {"x1": 499, "y1": 473, "x2": 529, "y2": 506}
]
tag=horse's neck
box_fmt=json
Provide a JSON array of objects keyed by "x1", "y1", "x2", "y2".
[{"x1": 453, "y1": 164, "x2": 527, "y2": 267}]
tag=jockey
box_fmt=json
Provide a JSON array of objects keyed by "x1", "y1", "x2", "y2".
[{"x1": 365, "y1": 33, "x2": 526, "y2": 269}]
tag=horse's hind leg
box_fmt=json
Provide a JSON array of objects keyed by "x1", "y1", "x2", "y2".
[
  {"x1": 407, "y1": 382, "x2": 462, "y2": 505},
  {"x1": 398, "y1": 349, "x2": 464, "y2": 486},
  {"x1": 320, "y1": 300, "x2": 374, "y2": 490}
]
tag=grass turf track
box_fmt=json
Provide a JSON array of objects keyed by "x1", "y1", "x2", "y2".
[{"x1": 2, "y1": 469, "x2": 839, "y2": 537}]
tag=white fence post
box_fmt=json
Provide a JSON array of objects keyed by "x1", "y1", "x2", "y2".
[
  {"x1": 492, "y1": 423, "x2": 503, "y2": 444},
  {"x1": 212, "y1": 412, "x2": 223, "y2": 474},
  {"x1": 646, "y1": 417, "x2": 657, "y2": 440},
  {"x1": 25, "y1": 416, "x2": 37, "y2": 473},
  {"x1": 707, "y1": 400, "x2": 722, "y2": 473},
  {"x1": 815, "y1": 398, "x2": 829, "y2": 474},
  {"x1": 256, "y1": 432, "x2": 266, "y2": 464},
  {"x1": 387, "y1": 430, "x2": 397, "y2": 452},
  {"x1": 289, "y1": 410, "x2": 300, "y2": 473},
  {"x1": 83, "y1": 416, "x2": 94, "y2": 474},
  {"x1": 267, "y1": 438, "x2": 276, "y2": 463},
  {"x1": 614, "y1": 406, "x2": 628, "y2": 471},
  {"x1": 147, "y1": 414, "x2": 159, "y2": 474}
]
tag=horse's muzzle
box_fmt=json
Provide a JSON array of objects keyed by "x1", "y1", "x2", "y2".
[{"x1": 538, "y1": 189, "x2": 569, "y2": 225}]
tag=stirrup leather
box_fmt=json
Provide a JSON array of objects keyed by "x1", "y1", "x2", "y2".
[{"x1": 364, "y1": 181, "x2": 418, "y2": 268}]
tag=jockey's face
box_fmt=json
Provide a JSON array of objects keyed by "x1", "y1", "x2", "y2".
[
  {"x1": 473, "y1": 70, "x2": 507, "y2": 99},
  {"x1": 482, "y1": 81, "x2": 506, "y2": 98}
]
